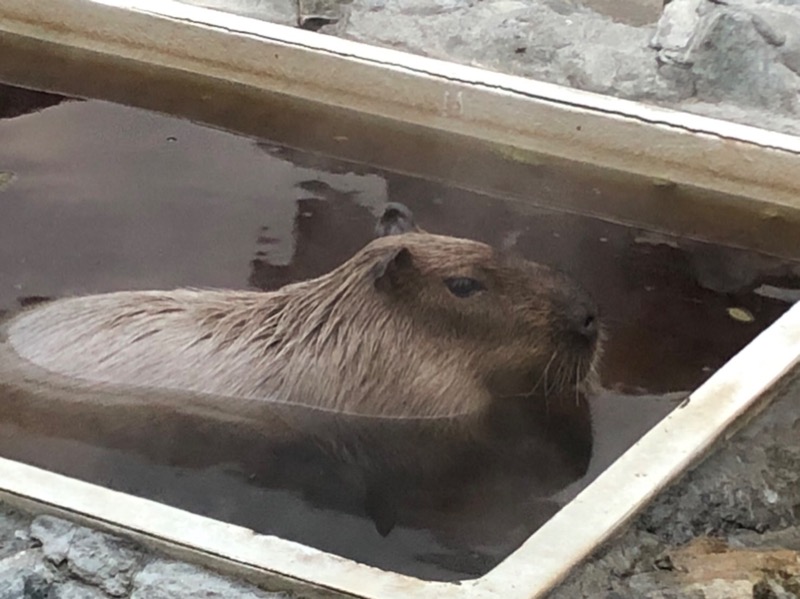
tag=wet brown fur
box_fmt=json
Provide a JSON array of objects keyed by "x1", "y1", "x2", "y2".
[{"x1": 7, "y1": 232, "x2": 598, "y2": 420}]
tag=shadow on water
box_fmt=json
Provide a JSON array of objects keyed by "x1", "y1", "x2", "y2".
[
  {"x1": 0, "y1": 86, "x2": 75, "y2": 120},
  {"x1": 0, "y1": 83, "x2": 798, "y2": 579}
]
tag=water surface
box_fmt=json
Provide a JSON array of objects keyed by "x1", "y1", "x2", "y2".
[{"x1": 0, "y1": 83, "x2": 797, "y2": 580}]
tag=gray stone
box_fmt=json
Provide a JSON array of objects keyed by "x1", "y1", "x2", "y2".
[
  {"x1": 30, "y1": 515, "x2": 76, "y2": 566},
  {"x1": 326, "y1": 0, "x2": 800, "y2": 134},
  {"x1": 298, "y1": 0, "x2": 349, "y2": 30},
  {"x1": 65, "y1": 527, "x2": 143, "y2": 597},
  {"x1": 684, "y1": 579, "x2": 754, "y2": 599},
  {"x1": 343, "y1": 0, "x2": 668, "y2": 100},
  {"x1": 174, "y1": 0, "x2": 298, "y2": 25},
  {"x1": 53, "y1": 580, "x2": 113, "y2": 599},
  {"x1": 650, "y1": 0, "x2": 800, "y2": 121},
  {"x1": 751, "y1": 12, "x2": 786, "y2": 46},
  {"x1": 682, "y1": 9, "x2": 799, "y2": 112},
  {"x1": 731, "y1": 526, "x2": 800, "y2": 552},
  {"x1": 636, "y1": 403, "x2": 800, "y2": 545},
  {"x1": 131, "y1": 560, "x2": 290, "y2": 599},
  {"x1": 775, "y1": 13, "x2": 800, "y2": 77},
  {"x1": 32, "y1": 517, "x2": 145, "y2": 597},
  {"x1": 0, "y1": 508, "x2": 32, "y2": 561},
  {"x1": 0, "y1": 550, "x2": 55, "y2": 599},
  {"x1": 22, "y1": 573, "x2": 56, "y2": 599},
  {"x1": 783, "y1": 45, "x2": 800, "y2": 77},
  {"x1": 652, "y1": 0, "x2": 703, "y2": 54}
]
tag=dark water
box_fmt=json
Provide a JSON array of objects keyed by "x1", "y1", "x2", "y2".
[{"x1": 0, "y1": 83, "x2": 797, "y2": 580}]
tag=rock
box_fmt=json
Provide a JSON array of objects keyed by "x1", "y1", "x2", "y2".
[
  {"x1": 32, "y1": 516, "x2": 143, "y2": 597},
  {"x1": 174, "y1": 0, "x2": 298, "y2": 25},
  {"x1": 331, "y1": 0, "x2": 800, "y2": 133},
  {"x1": 637, "y1": 407, "x2": 800, "y2": 545},
  {"x1": 30, "y1": 516, "x2": 75, "y2": 566},
  {"x1": 22, "y1": 573, "x2": 55, "y2": 599},
  {"x1": 730, "y1": 527, "x2": 800, "y2": 553},
  {"x1": 681, "y1": 579, "x2": 753, "y2": 599},
  {"x1": 750, "y1": 12, "x2": 786, "y2": 47},
  {"x1": 652, "y1": 0, "x2": 703, "y2": 55},
  {"x1": 65, "y1": 527, "x2": 143, "y2": 597},
  {"x1": 553, "y1": 532, "x2": 800, "y2": 597},
  {"x1": 297, "y1": 0, "x2": 348, "y2": 30},
  {"x1": 53, "y1": 580, "x2": 113, "y2": 599},
  {"x1": 754, "y1": 575, "x2": 800, "y2": 599},
  {"x1": 652, "y1": 0, "x2": 800, "y2": 114},
  {"x1": 684, "y1": 9, "x2": 798, "y2": 112},
  {"x1": 0, "y1": 550, "x2": 54, "y2": 599},
  {"x1": 0, "y1": 508, "x2": 32, "y2": 561},
  {"x1": 343, "y1": 0, "x2": 666, "y2": 99},
  {"x1": 131, "y1": 560, "x2": 290, "y2": 599}
]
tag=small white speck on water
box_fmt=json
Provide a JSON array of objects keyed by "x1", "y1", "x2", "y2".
[{"x1": 727, "y1": 307, "x2": 755, "y2": 323}]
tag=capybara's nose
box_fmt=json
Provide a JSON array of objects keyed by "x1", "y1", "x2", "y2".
[{"x1": 568, "y1": 299, "x2": 599, "y2": 343}]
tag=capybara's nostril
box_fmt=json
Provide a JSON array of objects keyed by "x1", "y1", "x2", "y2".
[
  {"x1": 581, "y1": 313, "x2": 598, "y2": 338},
  {"x1": 568, "y1": 300, "x2": 599, "y2": 343}
]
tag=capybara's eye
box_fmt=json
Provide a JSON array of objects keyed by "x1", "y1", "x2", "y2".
[{"x1": 443, "y1": 277, "x2": 486, "y2": 298}]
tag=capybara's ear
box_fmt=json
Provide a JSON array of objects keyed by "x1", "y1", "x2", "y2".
[
  {"x1": 371, "y1": 247, "x2": 415, "y2": 292},
  {"x1": 375, "y1": 202, "x2": 417, "y2": 238}
]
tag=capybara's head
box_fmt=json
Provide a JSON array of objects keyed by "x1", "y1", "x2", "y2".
[{"x1": 347, "y1": 231, "x2": 601, "y2": 400}]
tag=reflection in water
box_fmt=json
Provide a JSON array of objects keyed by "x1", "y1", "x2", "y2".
[
  {"x1": 0, "y1": 345, "x2": 592, "y2": 576},
  {"x1": 0, "y1": 86, "x2": 73, "y2": 120},
  {"x1": 0, "y1": 83, "x2": 798, "y2": 579},
  {"x1": 249, "y1": 187, "x2": 376, "y2": 290}
]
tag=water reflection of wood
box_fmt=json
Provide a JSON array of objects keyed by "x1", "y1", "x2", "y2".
[
  {"x1": 0, "y1": 84, "x2": 74, "y2": 120},
  {"x1": 249, "y1": 194, "x2": 375, "y2": 291}
]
